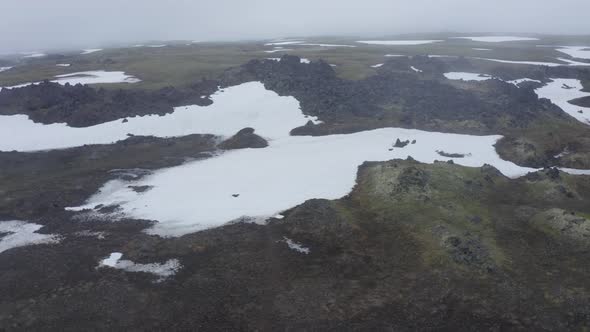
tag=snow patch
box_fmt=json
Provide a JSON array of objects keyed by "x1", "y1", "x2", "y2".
[
  {"x1": 99, "y1": 252, "x2": 181, "y2": 281},
  {"x1": 0, "y1": 66, "x2": 12, "y2": 73},
  {"x1": 0, "y1": 70, "x2": 140, "y2": 91},
  {"x1": 0, "y1": 82, "x2": 317, "y2": 151},
  {"x1": 56, "y1": 64, "x2": 71, "y2": 67},
  {"x1": 452, "y1": 36, "x2": 539, "y2": 43},
  {"x1": 282, "y1": 237, "x2": 310, "y2": 254},
  {"x1": 265, "y1": 41, "x2": 304, "y2": 46},
  {"x1": 0, "y1": 220, "x2": 61, "y2": 253},
  {"x1": 264, "y1": 48, "x2": 293, "y2": 54},
  {"x1": 81, "y1": 49, "x2": 103, "y2": 55},
  {"x1": 410, "y1": 66, "x2": 423, "y2": 73},
  {"x1": 68, "y1": 127, "x2": 551, "y2": 237},
  {"x1": 357, "y1": 40, "x2": 442, "y2": 46},
  {"x1": 535, "y1": 79, "x2": 590, "y2": 125},
  {"x1": 371, "y1": 63, "x2": 384, "y2": 68},
  {"x1": 299, "y1": 43, "x2": 355, "y2": 48},
  {"x1": 507, "y1": 78, "x2": 542, "y2": 86},
  {"x1": 444, "y1": 72, "x2": 494, "y2": 81},
  {"x1": 556, "y1": 46, "x2": 590, "y2": 60},
  {"x1": 23, "y1": 53, "x2": 46, "y2": 58},
  {"x1": 473, "y1": 48, "x2": 492, "y2": 51}
]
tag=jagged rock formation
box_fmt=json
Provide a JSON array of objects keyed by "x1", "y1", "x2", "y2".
[
  {"x1": 0, "y1": 79, "x2": 218, "y2": 127},
  {"x1": 218, "y1": 127, "x2": 268, "y2": 150}
]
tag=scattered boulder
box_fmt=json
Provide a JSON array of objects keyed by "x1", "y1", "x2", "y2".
[
  {"x1": 437, "y1": 150, "x2": 467, "y2": 158},
  {"x1": 218, "y1": 128, "x2": 268, "y2": 150},
  {"x1": 393, "y1": 139, "x2": 410, "y2": 148}
]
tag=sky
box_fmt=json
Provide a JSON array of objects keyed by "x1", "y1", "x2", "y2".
[{"x1": 2, "y1": 0, "x2": 590, "y2": 53}]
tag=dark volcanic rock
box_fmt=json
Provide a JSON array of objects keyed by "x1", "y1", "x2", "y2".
[
  {"x1": 569, "y1": 96, "x2": 590, "y2": 108},
  {"x1": 393, "y1": 139, "x2": 410, "y2": 148},
  {"x1": 0, "y1": 79, "x2": 218, "y2": 127},
  {"x1": 218, "y1": 127, "x2": 268, "y2": 150}
]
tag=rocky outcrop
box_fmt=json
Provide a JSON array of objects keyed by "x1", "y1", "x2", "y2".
[
  {"x1": 0, "y1": 79, "x2": 218, "y2": 127},
  {"x1": 218, "y1": 128, "x2": 268, "y2": 150}
]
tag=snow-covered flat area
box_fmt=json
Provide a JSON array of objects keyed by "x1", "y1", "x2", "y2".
[
  {"x1": 299, "y1": 43, "x2": 355, "y2": 48},
  {"x1": 265, "y1": 41, "x2": 304, "y2": 46},
  {"x1": 0, "y1": 66, "x2": 12, "y2": 72},
  {"x1": 556, "y1": 46, "x2": 590, "y2": 60},
  {"x1": 444, "y1": 72, "x2": 493, "y2": 81},
  {"x1": 23, "y1": 53, "x2": 46, "y2": 58},
  {"x1": 0, "y1": 220, "x2": 60, "y2": 253},
  {"x1": 0, "y1": 70, "x2": 140, "y2": 91},
  {"x1": 535, "y1": 79, "x2": 590, "y2": 125},
  {"x1": 70, "y1": 127, "x2": 537, "y2": 237},
  {"x1": 452, "y1": 36, "x2": 539, "y2": 43},
  {"x1": 357, "y1": 40, "x2": 442, "y2": 46},
  {"x1": 0, "y1": 82, "x2": 315, "y2": 151},
  {"x1": 444, "y1": 72, "x2": 541, "y2": 86},
  {"x1": 81, "y1": 48, "x2": 103, "y2": 54},
  {"x1": 99, "y1": 252, "x2": 181, "y2": 280},
  {"x1": 264, "y1": 48, "x2": 293, "y2": 53}
]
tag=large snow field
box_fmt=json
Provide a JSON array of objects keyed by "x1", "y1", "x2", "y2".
[
  {"x1": 452, "y1": 36, "x2": 539, "y2": 43},
  {"x1": 444, "y1": 72, "x2": 493, "y2": 81},
  {"x1": 556, "y1": 46, "x2": 590, "y2": 60},
  {"x1": 69, "y1": 127, "x2": 535, "y2": 237},
  {"x1": 357, "y1": 40, "x2": 442, "y2": 46},
  {"x1": 535, "y1": 79, "x2": 590, "y2": 125},
  {"x1": 0, "y1": 82, "x2": 316, "y2": 151},
  {"x1": 81, "y1": 48, "x2": 103, "y2": 55},
  {"x1": 444, "y1": 72, "x2": 540, "y2": 86},
  {"x1": 0, "y1": 70, "x2": 140, "y2": 91},
  {"x1": 0, "y1": 220, "x2": 61, "y2": 253}
]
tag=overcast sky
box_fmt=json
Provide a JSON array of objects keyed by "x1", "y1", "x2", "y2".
[{"x1": 2, "y1": 0, "x2": 590, "y2": 53}]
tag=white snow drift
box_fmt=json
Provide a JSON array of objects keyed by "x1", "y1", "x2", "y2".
[
  {"x1": 0, "y1": 66, "x2": 12, "y2": 73},
  {"x1": 444, "y1": 72, "x2": 493, "y2": 82},
  {"x1": 444, "y1": 72, "x2": 540, "y2": 86},
  {"x1": 282, "y1": 237, "x2": 310, "y2": 254},
  {"x1": 69, "y1": 127, "x2": 543, "y2": 237},
  {"x1": 99, "y1": 252, "x2": 181, "y2": 280},
  {"x1": 535, "y1": 79, "x2": 590, "y2": 125},
  {"x1": 0, "y1": 70, "x2": 140, "y2": 91},
  {"x1": 556, "y1": 46, "x2": 590, "y2": 60},
  {"x1": 452, "y1": 36, "x2": 539, "y2": 43},
  {"x1": 81, "y1": 49, "x2": 103, "y2": 55},
  {"x1": 357, "y1": 40, "x2": 442, "y2": 46},
  {"x1": 0, "y1": 220, "x2": 60, "y2": 253},
  {"x1": 0, "y1": 82, "x2": 316, "y2": 151}
]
